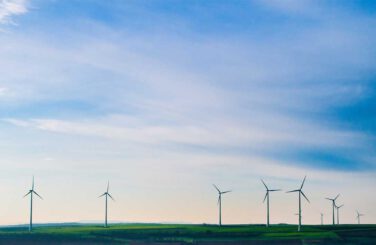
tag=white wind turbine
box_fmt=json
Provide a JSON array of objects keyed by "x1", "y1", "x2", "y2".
[
  {"x1": 213, "y1": 184, "x2": 231, "y2": 227},
  {"x1": 261, "y1": 179, "x2": 281, "y2": 227},
  {"x1": 325, "y1": 194, "x2": 339, "y2": 225},
  {"x1": 23, "y1": 176, "x2": 43, "y2": 232},
  {"x1": 321, "y1": 213, "x2": 324, "y2": 225},
  {"x1": 335, "y1": 204, "x2": 344, "y2": 225},
  {"x1": 286, "y1": 176, "x2": 309, "y2": 232},
  {"x1": 98, "y1": 181, "x2": 115, "y2": 228},
  {"x1": 356, "y1": 210, "x2": 364, "y2": 224}
]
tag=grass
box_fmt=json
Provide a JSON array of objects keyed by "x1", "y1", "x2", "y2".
[{"x1": 0, "y1": 223, "x2": 375, "y2": 244}]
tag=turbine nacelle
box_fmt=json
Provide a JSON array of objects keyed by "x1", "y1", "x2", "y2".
[
  {"x1": 326, "y1": 194, "x2": 340, "y2": 203},
  {"x1": 99, "y1": 181, "x2": 115, "y2": 201},
  {"x1": 24, "y1": 190, "x2": 43, "y2": 200},
  {"x1": 261, "y1": 179, "x2": 281, "y2": 203},
  {"x1": 213, "y1": 184, "x2": 231, "y2": 195},
  {"x1": 24, "y1": 176, "x2": 43, "y2": 200},
  {"x1": 356, "y1": 210, "x2": 364, "y2": 218},
  {"x1": 286, "y1": 176, "x2": 309, "y2": 203},
  {"x1": 335, "y1": 204, "x2": 344, "y2": 209}
]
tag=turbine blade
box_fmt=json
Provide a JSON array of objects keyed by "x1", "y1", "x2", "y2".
[
  {"x1": 213, "y1": 184, "x2": 220, "y2": 193},
  {"x1": 286, "y1": 189, "x2": 299, "y2": 193},
  {"x1": 301, "y1": 191, "x2": 310, "y2": 203},
  {"x1": 217, "y1": 196, "x2": 220, "y2": 205},
  {"x1": 261, "y1": 179, "x2": 268, "y2": 190},
  {"x1": 325, "y1": 198, "x2": 333, "y2": 201},
  {"x1": 263, "y1": 192, "x2": 268, "y2": 203},
  {"x1": 33, "y1": 191, "x2": 43, "y2": 200},
  {"x1": 300, "y1": 176, "x2": 306, "y2": 190},
  {"x1": 221, "y1": 190, "x2": 231, "y2": 194},
  {"x1": 107, "y1": 181, "x2": 109, "y2": 193},
  {"x1": 334, "y1": 194, "x2": 340, "y2": 201},
  {"x1": 269, "y1": 189, "x2": 281, "y2": 192},
  {"x1": 98, "y1": 193, "x2": 106, "y2": 198},
  {"x1": 23, "y1": 191, "x2": 31, "y2": 198},
  {"x1": 32, "y1": 176, "x2": 34, "y2": 191},
  {"x1": 108, "y1": 193, "x2": 115, "y2": 201}
]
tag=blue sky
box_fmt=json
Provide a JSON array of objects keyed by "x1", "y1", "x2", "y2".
[{"x1": 0, "y1": 0, "x2": 375, "y2": 225}]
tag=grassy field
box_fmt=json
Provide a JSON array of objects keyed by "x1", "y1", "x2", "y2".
[{"x1": 0, "y1": 223, "x2": 375, "y2": 244}]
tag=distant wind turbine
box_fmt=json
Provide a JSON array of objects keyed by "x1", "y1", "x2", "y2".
[
  {"x1": 23, "y1": 176, "x2": 43, "y2": 232},
  {"x1": 335, "y1": 204, "x2": 344, "y2": 225},
  {"x1": 99, "y1": 181, "x2": 115, "y2": 228},
  {"x1": 326, "y1": 194, "x2": 339, "y2": 225},
  {"x1": 213, "y1": 184, "x2": 231, "y2": 227},
  {"x1": 286, "y1": 176, "x2": 309, "y2": 232},
  {"x1": 356, "y1": 210, "x2": 364, "y2": 224},
  {"x1": 321, "y1": 213, "x2": 324, "y2": 225},
  {"x1": 261, "y1": 179, "x2": 281, "y2": 227}
]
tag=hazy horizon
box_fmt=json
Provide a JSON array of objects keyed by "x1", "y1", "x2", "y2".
[{"x1": 0, "y1": 0, "x2": 375, "y2": 226}]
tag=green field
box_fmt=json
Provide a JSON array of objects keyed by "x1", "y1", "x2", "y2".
[{"x1": 0, "y1": 223, "x2": 375, "y2": 244}]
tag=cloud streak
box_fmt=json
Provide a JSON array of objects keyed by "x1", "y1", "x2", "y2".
[
  {"x1": 0, "y1": 0, "x2": 28, "y2": 24},
  {"x1": 2, "y1": 115, "x2": 368, "y2": 150}
]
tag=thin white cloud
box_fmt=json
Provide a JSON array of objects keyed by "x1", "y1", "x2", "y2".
[
  {"x1": 0, "y1": 86, "x2": 7, "y2": 96},
  {"x1": 0, "y1": 0, "x2": 29, "y2": 24},
  {"x1": 2, "y1": 115, "x2": 368, "y2": 151},
  {"x1": 254, "y1": 0, "x2": 321, "y2": 16}
]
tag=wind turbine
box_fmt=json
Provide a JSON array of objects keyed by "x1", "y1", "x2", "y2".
[
  {"x1": 335, "y1": 204, "x2": 344, "y2": 225},
  {"x1": 213, "y1": 184, "x2": 231, "y2": 227},
  {"x1": 325, "y1": 194, "x2": 339, "y2": 225},
  {"x1": 98, "y1": 181, "x2": 114, "y2": 228},
  {"x1": 320, "y1": 213, "x2": 324, "y2": 225},
  {"x1": 286, "y1": 176, "x2": 309, "y2": 232},
  {"x1": 356, "y1": 210, "x2": 364, "y2": 224},
  {"x1": 23, "y1": 176, "x2": 43, "y2": 232},
  {"x1": 261, "y1": 179, "x2": 281, "y2": 227}
]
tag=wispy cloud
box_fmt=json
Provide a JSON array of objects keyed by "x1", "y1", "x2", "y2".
[
  {"x1": 1, "y1": 8, "x2": 375, "y2": 172},
  {"x1": 0, "y1": 0, "x2": 29, "y2": 24},
  {"x1": 0, "y1": 86, "x2": 7, "y2": 96},
  {"x1": 255, "y1": 0, "x2": 319, "y2": 15},
  {"x1": 1, "y1": 115, "x2": 365, "y2": 148},
  {"x1": 2, "y1": 114, "x2": 370, "y2": 169}
]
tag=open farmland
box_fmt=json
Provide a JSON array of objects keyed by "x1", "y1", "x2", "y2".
[{"x1": 0, "y1": 223, "x2": 375, "y2": 244}]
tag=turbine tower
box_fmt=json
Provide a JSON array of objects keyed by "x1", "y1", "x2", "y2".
[
  {"x1": 286, "y1": 176, "x2": 309, "y2": 232},
  {"x1": 23, "y1": 176, "x2": 43, "y2": 232},
  {"x1": 213, "y1": 184, "x2": 231, "y2": 227},
  {"x1": 99, "y1": 181, "x2": 114, "y2": 228},
  {"x1": 261, "y1": 179, "x2": 281, "y2": 227},
  {"x1": 320, "y1": 213, "x2": 324, "y2": 225},
  {"x1": 356, "y1": 210, "x2": 364, "y2": 224},
  {"x1": 325, "y1": 194, "x2": 339, "y2": 225},
  {"x1": 335, "y1": 204, "x2": 344, "y2": 225}
]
